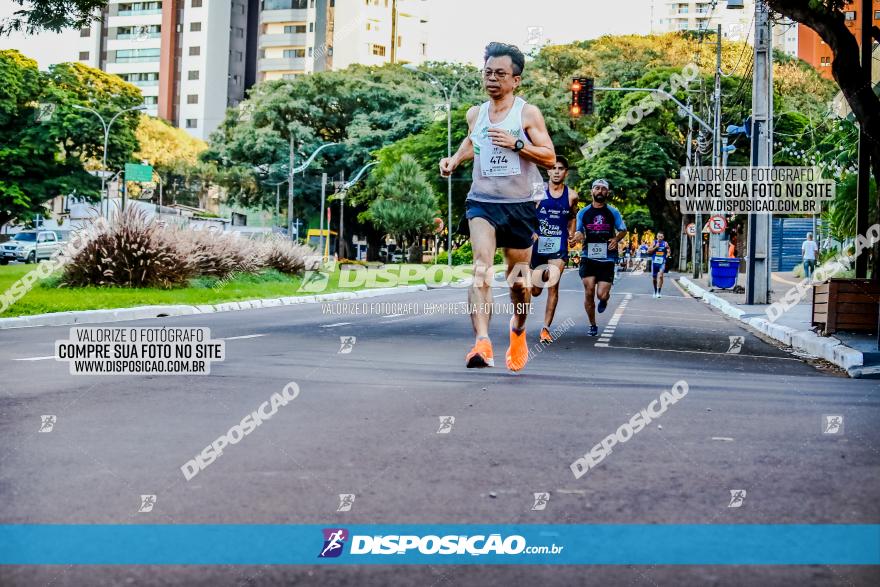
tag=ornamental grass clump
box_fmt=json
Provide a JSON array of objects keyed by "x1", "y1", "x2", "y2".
[{"x1": 61, "y1": 208, "x2": 194, "y2": 288}]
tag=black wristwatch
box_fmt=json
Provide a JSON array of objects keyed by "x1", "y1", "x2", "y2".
[{"x1": 512, "y1": 139, "x2": 525, "y2": 152}]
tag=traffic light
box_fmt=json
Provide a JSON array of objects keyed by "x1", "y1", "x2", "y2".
[{"x1": 570, "y1": 77, "x2": 594, "y2": 118}]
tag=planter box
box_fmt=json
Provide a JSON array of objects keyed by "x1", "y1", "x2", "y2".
[{"x1": 812, "y1": 278, "x2": 880, "y2": 335}]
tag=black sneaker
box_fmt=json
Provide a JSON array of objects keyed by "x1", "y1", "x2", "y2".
[
  {"x1": 597, "y1": 298, "x2": 608, "y2": 313},
  {"x1": 588, "y1": 325, "x2": 599, "y2": 336}
]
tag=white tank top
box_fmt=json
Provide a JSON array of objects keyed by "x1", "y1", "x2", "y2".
[{"x1": 467, "y1": 96, "x2": 545, "y2": 204}]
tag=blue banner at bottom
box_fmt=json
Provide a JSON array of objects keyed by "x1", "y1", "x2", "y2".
[{"x1": 1, "y1": 524, "x2": 878, "y2": 565}]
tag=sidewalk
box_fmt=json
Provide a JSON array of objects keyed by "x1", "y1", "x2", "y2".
[{"x1": 677, "y1": 270, "x2": 879, "y2": 378}]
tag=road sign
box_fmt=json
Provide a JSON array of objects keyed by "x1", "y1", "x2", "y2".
[
  {"x1": 125, "y1": 163, "x2": 153, "y2": 183},
  {"x1": 686, "y1": 223, "x2": 696, "y2": 237},
  {"x1": 708, "y1": 215, "x2": 727, "y2": 235}
]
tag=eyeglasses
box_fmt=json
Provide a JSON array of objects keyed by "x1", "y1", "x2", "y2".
[{"x1": 483, "y1": 69, "x2": 513, "y2": 80}]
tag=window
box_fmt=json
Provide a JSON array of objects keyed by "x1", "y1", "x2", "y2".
[
  {"x1": 282, "y1": 73, "x2": 297, "y2": 79},
  {"x1": 820, "y1": 56, "x2": 831, "y2": 66},
  {"x1": 143, "y1": 96, "x2": 158, "y2": 105},
  {"x1": 117, "y1": 24, "x2": 160, "y2": 39},
  {"x1": 309, "y1": 22, "x2": 314, "y2": 32},
  {"x1": 844, "y1": 11, "x2": 856, "y2": 20},
  {"x1": 187, "y1": 94, "x2": 199, "y2": 104},
  {"x1": 308, "y1": 47, "x2": 313, "y2": 56},
  {"x1": 235, "y1": 27, "x2": 244, "y2": 38},
  {"x1": 420, "y1": 42, "x2": 426, "y2": 56},
  {"x1": 875, "y1": 10, "x2": 880, "y2": 20},
  {"x1": 188, "y1": 70, "x2": 199, "y2": 80},
  {"x1": 190, "y1": 22, "x2": 201, "y2": 32},
  {"x1": 236, "y1": 50, "x2": 244, "y2": 62},
  {"x1": 192, "y1": 0, "x2": 202, "y2": 7},
  {"x1": 283, "y1": 48, "x2": 306, "y2": 58},
  {"x1": 186, "y1": 119, "x2": 198, "y2": 128},
  {"x1": 80, "y1": 27, "x2": 90, "y2": 37},
  {"x1": 371, "y1": 44, "x2": 386, "y2": 56},
  {"x1": 79, "y1": 51, "x2": 89, "y2": 60},
  {"x1": 284, "y1": 25, "x2": 307, "y2": 34},
  {"x1": 262, "y1": 0, "x2": 308, "y2": 9},
  {"x1": 116, "y1": 48, "x2": 160, "y2": 62},
  {"x1": 117, "y1": 2, "x2": 162, "y2": 16},
  {"x1": 189, "y1": 46, "x2": 201, "y2": 55}
]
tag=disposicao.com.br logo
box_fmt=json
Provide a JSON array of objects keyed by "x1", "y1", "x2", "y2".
[{"x1": 319, "y1": 528, "x2": 564, "y2": 558}]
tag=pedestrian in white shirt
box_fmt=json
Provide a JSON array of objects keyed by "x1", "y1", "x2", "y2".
[{"x1": 802, "y1": 232, "x2": 819, "y2": 282}]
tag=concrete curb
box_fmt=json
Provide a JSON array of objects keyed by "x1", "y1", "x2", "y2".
[
  {"x1": 0, "y1": 285, "x2": 429, "y2": 330},
  {"x1": 678, "y1": 276, "x2": 863, "y2": 374}
]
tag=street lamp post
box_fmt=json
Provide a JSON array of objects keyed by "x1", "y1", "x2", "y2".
[
  {"x1": 73, "y1": 104, "x2": 146, "y2": 219},
  {"x1": 334, "y1": 162, "x2": 377, "y2": 260},
  {"x1": 404, "y1": 65, "x2": 474, "y2": 266},
  {"x1": 285, "y1": 140, "x2": 341, "y2": 241}
]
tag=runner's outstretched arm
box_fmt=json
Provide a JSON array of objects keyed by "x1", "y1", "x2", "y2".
[{"x1": 439, "y1": 106, "x2": 479, "y2": 176}]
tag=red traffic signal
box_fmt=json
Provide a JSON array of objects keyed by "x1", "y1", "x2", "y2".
[{"x1": 570, "y1": 77, "x2": 594, "y2": 118}]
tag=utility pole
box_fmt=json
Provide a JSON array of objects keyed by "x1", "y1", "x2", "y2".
[
  {"x1": 390, "y1": 0, "x2": 398, "y2": 64},
  {"x1": 319, "y1": 172, "x2": 327, "y2": 260},
  {"x1": 287, "y1": 135, "x2": 295, "y2": 240},
  {"x1": 683, "y1": 98, "x2": 693, "y2": 272},
  {"x1": 694, "y1": 25, "x2": 722, "y2": 279},
  {"x1": 338, "y1": 171, "x2": 345, "y2": 259},
  {"x1": 746, "y1": 0, "x2": 773, "y2": 305}
]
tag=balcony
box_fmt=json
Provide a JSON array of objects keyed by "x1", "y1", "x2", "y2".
[
  {"x1": 116, "y1": 32, "x2": 161, "y2": 40},
  {"x1": 118, "y1": 9, "x2": 162, "y2": 16},
  {"x1": 260, "y1": 9, "x2": 310, "y2": 24},
  {"x1": 259, "y1": 33, "x2": 308, "y2": 48},
  {"x1": 259, "y1": 56, "x2": 307, "y2": 71}
]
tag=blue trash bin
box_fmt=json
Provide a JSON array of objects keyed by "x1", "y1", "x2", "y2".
[{"x1": 710, "y1": 257, "x2": 739, "y2": 289}]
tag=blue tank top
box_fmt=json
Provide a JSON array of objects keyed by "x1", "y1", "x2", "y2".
[
  {"x1": 533, "y1": 185, "x2": 570, "y2": 256},
  {"x1": 653, "y1": 240, "x2": 669, "y2": 263}
]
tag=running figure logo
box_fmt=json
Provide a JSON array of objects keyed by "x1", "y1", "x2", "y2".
[
  {"x1": 437, "y1": 416, "x2": 455, "y2": 434},
  {"x1": 337, "y1": 494, "x2": 355, "y2": 512},
  {"x1": 531, "y1": 492, "x2": 550, "y2": 511},
  {"x1": 728, "y1": 489, "x2": 747, "y2": 508},
  {"x1": 727, "y1": 336, "x2": 745, "y2": 354},
  {"x1": 138, "y1": 494, "x2": 157, "y2": 513},
  {"x1": 39, "y1": 415, "x2": 57, "y2": 433},
  {"x1": 318, "y1": 528, "x2": 349, "y2": 558},
  {"x1": 338, "y1": 336, "x2": 356, "y2": 354},
  {"x1": 822, "y1": 415, "x2": 844, "y2": 435}
]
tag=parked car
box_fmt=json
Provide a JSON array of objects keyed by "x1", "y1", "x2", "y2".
[{"x1": 0, "y1": 230, "x2": 63, "y2": 264}]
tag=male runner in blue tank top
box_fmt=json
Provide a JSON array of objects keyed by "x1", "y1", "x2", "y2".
[
  {"x1": 572, "y1": 179, "x2": 627, "y2": 336},
  {"x1": 530, "y1": 156, "x2": 579, "y2": 342},
  {"x1": 439, "y1": 42, "x2": 556, "y2": 371},
  {"x1": 647, "y1": 231, "x2": 672, "y2": 298}
]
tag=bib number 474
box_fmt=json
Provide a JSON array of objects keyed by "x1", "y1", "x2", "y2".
[{"x1": 489, "y1": 155, "x2": 509, "y2": 165}]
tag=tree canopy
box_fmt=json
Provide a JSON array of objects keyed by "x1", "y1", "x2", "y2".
[{"x1": 0, "y1": 50, "x2": 141, "y2": 227}]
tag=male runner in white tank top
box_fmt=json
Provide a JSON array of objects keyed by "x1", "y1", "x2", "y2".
[{"x1": 439, "y1": 42, "x2": 556, "y2": 371}]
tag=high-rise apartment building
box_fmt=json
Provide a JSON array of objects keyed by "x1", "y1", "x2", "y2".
[
  {"x1": 255, "y1": 0, "x2": 428, "y2": 82},
  {"x1": 798, "y1": 0, "x2": 879, "y2": 80},
  {"x1": 652, "y1": 0, "x2": 753, "y2": 40},
  {"x1": 76, "y1": 0, "x2": 429, "y2": 138},
  {"x1": 76, "y1": 1, "x2": 249, "y2": 140}
]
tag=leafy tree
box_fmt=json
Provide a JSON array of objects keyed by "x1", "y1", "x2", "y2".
[
  {"x1": 0, "y1": 0, "x2": 104, "y2": 34},
  {"x1": 367, "y1": 155, "x2": 437, "y2": 260},
  {"x1": 0, "y1": 51, "x2": 141, "y2": 227},
  {"x1": 134, "y1": 115, "x2": 217, "y2": 207}
]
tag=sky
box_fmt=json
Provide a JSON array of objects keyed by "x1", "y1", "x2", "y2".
[{"x1": 0, "y1": 0, "x2": 656, "y2": 69}]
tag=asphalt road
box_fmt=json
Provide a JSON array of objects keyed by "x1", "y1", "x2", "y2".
[{"x1": 1, "y1": 269, "x2": 878, "y2": 586}]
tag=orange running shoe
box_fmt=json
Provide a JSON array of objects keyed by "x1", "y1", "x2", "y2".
[
  {"x1": 466, "y1": 338, "x2": 494, "y2": 368},
  {"x1": 539, "y1": 327, "x2": 553, "y2": 343},
  {"x1": 506, "y1": 322, "x2": 529, "y2": 372}
]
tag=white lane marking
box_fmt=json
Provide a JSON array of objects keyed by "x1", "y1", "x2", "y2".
[
  {"x1": 321, "y1": 322, "x2": 352, "y2": 328},
  {"x1": 712, "y1": 437, "x2": 735, "y2": 441},
  {"x1": 382, "y1": 313, "x2": 406, "y2": 318},
  {"x1": 598, "y1": 344, "x2": 801, "y2": 361},
  {"x1": 595, "y1": 293, "x2": 632, "y2": 347},
  {"x1": 222, "y1": 334, "x2": 267, "y2": 341},
  {"x1": 14, "y1": 356, "x2": 55, "y2": 361}
]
